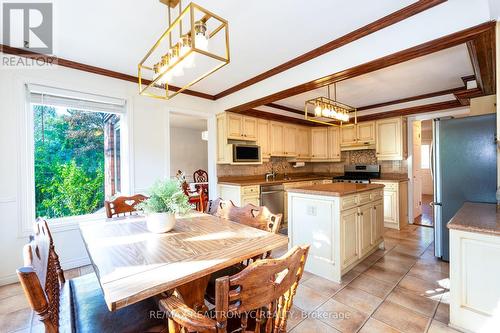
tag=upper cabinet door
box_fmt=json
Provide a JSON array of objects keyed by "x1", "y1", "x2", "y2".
[
  {"x1": 311, "y1": 128, "x2": 328, "y2": 160},
  {"x1": 296, "y1": 126, "x2": 311, "y2": 159},
  {"x1": 328, "y1": 127, "x2": 341, "y2": 161},
  {"x1": 340, "y1": 124, "x2": 357, "y2": 146},
  {"x1": 283, "y1": 124, "x2": 297, "y2": 156},
  {"x1": 242, "y1": 116, "x2": 257, "y2": 140},
  {"x1": 257, "y1": 119, "x2": 270, "y2": 159},
  {"x1": 227, "y1": 113, "x2": 243, "y2": 140},
  {"x1": 270, "y1": 121, "x2": 285, "y2": 156},
  {"x1": 376, "y1": 117, "x2": 403, "y2": 160},
  {"x1": 357, "y1": 121, "x2": 376, "y2": 144}
]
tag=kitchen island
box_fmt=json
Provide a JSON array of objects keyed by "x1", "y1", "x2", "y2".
[{"x1": 287, "y1": 183, "x2": 385, "y2": 283}]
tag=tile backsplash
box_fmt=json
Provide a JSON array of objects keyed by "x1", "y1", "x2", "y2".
[{"x1": 217, "y1": 149, "x2": 407, "y2": 177}]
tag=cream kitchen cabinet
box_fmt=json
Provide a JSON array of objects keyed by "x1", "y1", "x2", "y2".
[
  {"x1": 371, "y1": 180, "x2": 408, "y2": 230},
  {"x1": 257, "y1": 119, "x2": 271, "y2": 160},
  {"x1": 216, "y1": 113, "x2": 232, "y2": 164},
  {"x1": 269, "y1": 121, "x2": 285, "y2": 156},
  {"x1": 295, "y1": 126, "x2": 311, "y2": 160},
  {"x1": 225, "y1": 112, "x2": 258, "y2": 141},
  {"x1": 340, "y1": 207, "x2": 359, "y2": 269},
  {"x1": 328, "y1": 127, "x2": 341, "y2": 161},
  {"x1": 310, "y1": 128, "x2": 329, "y2": 160},
  {"x1": 288, "y1": 187, "x2": 385, "y2": 282},
  {"x1": 340, "y1": 121, "x2": 376, "y2": 149},
  {"x1": 283, "y1": 124, "x2": 297, "y2": 156},
  {"x1": 217, "y1": 184, "x2": 260, "y2": 207},
  {"x1": 357, "y1": 121, "x2": 376, "y2": 144},
  {"x1": 375, "y1": 117, "x2": 408, "y2": 160}
]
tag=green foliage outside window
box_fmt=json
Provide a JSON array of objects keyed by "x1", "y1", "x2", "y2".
[{"x1": 34, "y1": 104, "x2": 108, "y2": 219}]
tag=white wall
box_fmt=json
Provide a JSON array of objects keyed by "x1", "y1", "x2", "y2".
[
  {"x1": 170, "y1": 127, "x2": 208, "y2": 182},
  {"x1": 0, "y1": 60, "x2": 217, "y2": 285}
]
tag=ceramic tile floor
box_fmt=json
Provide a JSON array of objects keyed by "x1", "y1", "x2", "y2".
[{"x1": 0, "y1": 225, "x2": 459, "y2": 333}]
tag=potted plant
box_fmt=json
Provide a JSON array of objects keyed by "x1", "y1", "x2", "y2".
[{"x1": 137, "y1": 179, "x2": 192, "y2": 233}]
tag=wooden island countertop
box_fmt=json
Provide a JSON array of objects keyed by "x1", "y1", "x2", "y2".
[
  {"x1": 286, "y1": 182, "x2": 384, "y2": 197},
  {"x1": 447, "y1": 202, "x2": 500, "y2": 237}
]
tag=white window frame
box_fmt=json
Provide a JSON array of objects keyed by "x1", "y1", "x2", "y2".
[{"x1": 18, "y1": 80, "x2": 134, "y2": 236}]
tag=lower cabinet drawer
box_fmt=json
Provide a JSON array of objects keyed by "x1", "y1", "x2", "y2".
[
  {"x1": 341, "y1": 195, "x2": 358, "y2": 210},
  {"x1": 358, "y1": 192, "x2": 371, "y2": 205},
  {"x1": 242, "y1": 185, "x2": 260, "y2": 195},
  {"x1": 371, "y1": 190, "x2": 384, "y2": 201}
]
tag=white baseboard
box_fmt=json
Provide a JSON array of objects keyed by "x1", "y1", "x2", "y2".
[
  {"x1": 0, "y1": 273, "x2": 19, "y2": 286},
  {"x1": 61, "y1": 256, "x2": 91, "y2": 270}
]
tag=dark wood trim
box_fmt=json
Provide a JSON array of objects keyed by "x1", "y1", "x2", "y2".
[
  {"x1": 242, "y1": 109, "x2": 320, "y2": 127},
  {"x1": 356, "y1": 86, "x2": 465, "y2": 111},
  {"x1": 355, "y1": 100, "x2": 463, "y2": 122},
  {"x1": 213, "y1": 0, "x2": 447, "y2": 99},
  {"x1": 466, "y1": 25, "x2": 496, "y2": 95},
  {"x1": 453, "y1": 87, "x2": 484, "y2": 105},
  {"x1": 0, "y1": 44, "x2": 216, "y2": 100},
  {"x1": 226, "y1": 21, "x2": 496, "y2": 113},
  {"x1": 265, "y1": 103, "x2": 317, "y2": 117},
  {"x1": 461, "y1": 75, "x2": 476, "y2": 86}
]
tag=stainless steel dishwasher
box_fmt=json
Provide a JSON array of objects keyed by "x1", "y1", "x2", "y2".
[{"x1": 260, "y1": 184, "x2": 284, "y2": 215}]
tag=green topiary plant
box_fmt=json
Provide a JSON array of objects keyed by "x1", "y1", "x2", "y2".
[{"x1": 136, "y1": 179, "x2": 192, "y2": 214}]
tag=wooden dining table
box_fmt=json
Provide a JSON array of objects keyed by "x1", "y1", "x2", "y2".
[{"x1": 79, "y1": 211, "x2": 288, "y2": 311}]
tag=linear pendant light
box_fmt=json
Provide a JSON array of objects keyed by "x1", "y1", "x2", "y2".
[
  {"x1": 304, "y1": 82, "x2": 357, "y2": 126},
  {"x1": 138, "y1": 0, "x2": 230, "y2": 100}
]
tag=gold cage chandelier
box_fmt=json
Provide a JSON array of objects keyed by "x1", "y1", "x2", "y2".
[
  {"x1": 138, "y1": 0, "x2": 230, "y2": 100},
  {"x1": 304, "y1": 83, "x2": 357, "y2": 126}
]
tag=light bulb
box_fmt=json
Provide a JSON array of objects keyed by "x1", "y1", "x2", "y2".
[
  {"x1": 314, "y1": 103, "x2": 322, "y2": 117},
  {"x1": 194, "y1": 20, "x2": 209, "y2": 51},
  {"x1": 180, "y1": 35, "x2": 194, "y2": 68}
]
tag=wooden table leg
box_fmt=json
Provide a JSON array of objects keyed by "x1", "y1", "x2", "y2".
[{"x1": 174, "y1": 274, "x2": 211, "y2": 312}]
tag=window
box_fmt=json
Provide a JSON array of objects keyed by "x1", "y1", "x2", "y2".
[
  {"x1": 29, "y1": 85, "x2": 126, "y2": 220},
  {"x1": 421, "y1": 144, "x2": 430, "y2": 169}
]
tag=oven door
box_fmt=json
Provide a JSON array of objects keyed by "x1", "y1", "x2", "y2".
[{"x1": 233, "y1": 145, "x2": 261, "y2": 162}]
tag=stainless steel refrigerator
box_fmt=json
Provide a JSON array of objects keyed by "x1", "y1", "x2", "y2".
[{"x1": 432, "y1": 114, "x2": 497, "y2": 261}]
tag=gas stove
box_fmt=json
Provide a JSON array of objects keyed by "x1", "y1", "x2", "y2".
[{"x1": 333, "y1": 164, "x2": 380, "y2": 184}]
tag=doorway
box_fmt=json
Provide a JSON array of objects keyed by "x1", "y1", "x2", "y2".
[{"x1": 413, "y1": 120, "x2": 434, "y2": 228}]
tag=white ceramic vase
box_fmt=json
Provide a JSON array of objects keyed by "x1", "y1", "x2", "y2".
[{"x1": 146, "y1": 212, "x2": 176, "y2": 233}]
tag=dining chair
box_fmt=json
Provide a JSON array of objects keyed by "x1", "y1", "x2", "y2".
[
  {"x1": 182, "y1": 181, "x2": 207, "y2": 212},
  {"x1": 160, "y1": 245, "x2": 310, "y2": 333},
  {"x1": 16, "y1": 218, "x2": 165, "y2": 333},
  {"x1": 104, "y1": 194, "x2": 148, "y2": 218},
  {"x1": 193, "y1": 169, "x2": 208, "y2": 183},
  {"x1": 205, "y1": 200, "x2": 283, "y2": 304}
]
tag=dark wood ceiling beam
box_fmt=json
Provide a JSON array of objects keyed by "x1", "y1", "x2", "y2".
[
  {"x1": 0, "y1": 44, "x2": 216, "y2": 100},
  {"x1": 356, "y1": 100, "x2": 463, "y2": 122},
  {"x1": 242, "y1": 109, "x2": 320, "y2": 127},
  {"x1": 466, "y1": 26, "x2": 496, "y2": 95},
  {"x1": 461, "y1": 74, "x2": 476, "y2": 86},
  {"x1": 214, "y1": 0, "x2": 447, "y2": 99},
  {"x1": 227, "y1": 21, "x2": 496, "y2": 114},
  {"x1": 453, "y1": 87, "x2": 484, "y2": 105},
  {"x1": 356, "y1": 86, "x2": 465, "y2": 111}
]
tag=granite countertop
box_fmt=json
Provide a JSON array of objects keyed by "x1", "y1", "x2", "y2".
[
  {"x1": 286, "y1": 183, "x2": 385, "y2": 197},
  {"x1": 217, "y1": 173, "x2": 408, "y2": 186},
  {"x1": 447, "y1": 202, "x2": 500, "y2": 237}
]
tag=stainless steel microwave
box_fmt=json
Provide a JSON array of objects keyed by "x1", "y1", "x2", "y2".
[{"x1": 233, "y1": 144, "x2": 261, "y2": 163}]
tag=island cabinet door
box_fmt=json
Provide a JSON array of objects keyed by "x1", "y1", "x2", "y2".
[
  {"x1": 371, "y1": 200, "x2": 384, "y2": 244},
  {"x1": 358, "y1": 204, "x2": 373, "y2": 257},
  {"x1": 340, "y1": 207, "x2": 359, "y2": 269}
]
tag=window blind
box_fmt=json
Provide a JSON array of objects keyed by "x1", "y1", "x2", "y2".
[{"x1": 27, "y1": 84, "x2": 126, "y2": 114}]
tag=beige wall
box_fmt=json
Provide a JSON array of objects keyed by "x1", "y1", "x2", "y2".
[{"x1": 170, "y1": 127, "x2": 208, "y2": 182}]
